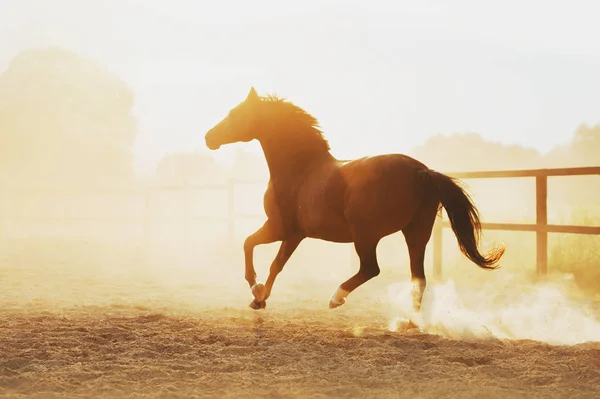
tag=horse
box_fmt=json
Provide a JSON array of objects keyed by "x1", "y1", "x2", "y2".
[{"x1": 204, "y1": 87, "x2": 505, "y2": 321}]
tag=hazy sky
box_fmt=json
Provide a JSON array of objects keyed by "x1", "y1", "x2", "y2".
[{"x1": 2, "y1": 0, "x2": 599, "y2": 174}]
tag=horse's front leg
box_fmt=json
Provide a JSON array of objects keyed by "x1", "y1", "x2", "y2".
[
  {"x1": 243, "y1": 221, "x2": 280, "y2": 308},
  {"x1": 252, "y1": 233, "x2": 304, "y2": 307}
]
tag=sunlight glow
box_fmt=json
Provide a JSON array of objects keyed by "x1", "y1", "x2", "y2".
[
  {"x1": 1, "y1": 3, "x2": 599, "y2": 396},
  {"x1": 2, "y1": 1, "x2": 599, "y2": 174}
]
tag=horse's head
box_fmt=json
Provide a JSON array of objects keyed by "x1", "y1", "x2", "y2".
[
  {"x1": 205, "y1": 87, "x2": 262, "y2": 150},
  {"x1": 205, "y1": 87, "x2": 329, "y2": 158}
]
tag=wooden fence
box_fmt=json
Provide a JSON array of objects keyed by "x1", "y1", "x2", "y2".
[
  {"x1": 0, "y1": 182, "x2": 261, "y2": 246},
  {"x1": 431, "y1": 166, "x2": 600, "y2": 279}
]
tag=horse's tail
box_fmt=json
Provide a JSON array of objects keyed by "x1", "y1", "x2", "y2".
[{"x1": 425, "y1": 169, "x2": 505, "y2": 270}]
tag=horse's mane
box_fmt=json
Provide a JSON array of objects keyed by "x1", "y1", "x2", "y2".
[{"x1": 259, "y1": 94, "x2": 331, "y2": 152}]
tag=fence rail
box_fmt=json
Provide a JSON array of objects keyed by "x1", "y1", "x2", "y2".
[
  {"x1": 446, "y1": 166, "x2": 600, "y2": 179},
  {"x1": 433, "y1": 166, "x2": 600, "y2": 279},
  {"x1": 0, "y1": 181, "x2": 265, "y2": 248}
]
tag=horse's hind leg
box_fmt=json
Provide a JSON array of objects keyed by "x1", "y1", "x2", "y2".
[
  {"x1": 329, "y1": 235, "x2": 381, "y2": 308},
  {"x1": 401, "y1": 200, "x2": 439, "y2": 323}
]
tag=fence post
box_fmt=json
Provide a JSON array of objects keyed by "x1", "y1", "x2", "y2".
[
  {"x1": 432, "y1": 215, "x2": 443, "y2": 280},
  {"x1": 536, "y1": 175, "x2": 548, "y2": 276},
  {"x1": 227, "y1": 179, "x2": 235, "y2": 244}
]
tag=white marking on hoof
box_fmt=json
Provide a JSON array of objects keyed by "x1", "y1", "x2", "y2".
[
  {"x1": 251, "y1": 283, "x2": 266, "y2": 302},
  {"x1": 329, "y1": 287, "x2": 350, "y2": 309}
]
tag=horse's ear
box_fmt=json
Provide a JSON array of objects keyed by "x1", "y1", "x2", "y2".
[{"x1": 246, "y1": 86, "x2": 259, "y2": 102}]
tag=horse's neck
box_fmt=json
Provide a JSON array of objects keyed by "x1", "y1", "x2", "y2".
[
  {"x1": 260, "y1": 140, "x2": 333, "y2": 233},
  {"x1": 260, "y1": 140, "x2": 334, "y2": 183}
]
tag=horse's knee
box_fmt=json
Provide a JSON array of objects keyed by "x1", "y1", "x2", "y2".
[{"x1": 243, "y1": 236, "x2": 254, "y2": 252}]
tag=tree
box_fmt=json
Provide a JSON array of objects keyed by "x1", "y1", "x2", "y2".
[
  {"x1": 570, "y1": 123, "x2": 600, "y2": 166},
  {"x1": 0, "y1": 48, "x2": 137, "y2": 188}
]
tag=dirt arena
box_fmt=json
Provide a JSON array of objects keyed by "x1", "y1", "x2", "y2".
[{"x1": 1, "y1": 239, "x2": 599, "y2": 398}]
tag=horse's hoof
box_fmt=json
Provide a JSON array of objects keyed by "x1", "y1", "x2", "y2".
[
  {"x1": 249, "y1": 299, "x2": 266, "y2": 310},
  {"x1": 393, "y1": 319, "x2": 423, "y2": 333},
  {"x1": 329, "y1": 298, "x2": 345, "y2": 309},
  {"x1": 251, "y1": 283, "x2": 267, "y2": 302},
  {"x1": 406, "y1": 319, "x2": 419, "y2": 330},
  {"x1": 405, "y1": 319, "x2": 425, "y2": 333},
  {"x1": 329, "y1": 287, "x2": 349, "y2": 309}
]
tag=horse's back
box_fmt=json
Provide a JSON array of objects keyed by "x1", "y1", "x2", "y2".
[
  {"x1": 267, "y1": 153, "x2": 431, "y2": 241},
  {"x1": 340, "y1": 153, "x2": 429, "y2": 236}
]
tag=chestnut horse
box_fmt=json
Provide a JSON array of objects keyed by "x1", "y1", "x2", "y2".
[{"x1": 205, "y1": 87, "x2": 505, "y2": 318}]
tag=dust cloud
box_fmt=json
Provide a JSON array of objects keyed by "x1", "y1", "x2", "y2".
[{"x1": 387, "y1": 274, "x2": 600, "y2": 346}]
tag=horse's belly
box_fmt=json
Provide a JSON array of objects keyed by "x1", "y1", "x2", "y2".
[{"x1": 300, "y1": 207, "x2": 353, "y2": 243}]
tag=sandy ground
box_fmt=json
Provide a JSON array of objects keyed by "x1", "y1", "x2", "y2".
[{"x1": 1, "y1": 239, "x2": 600, "y2": 398}]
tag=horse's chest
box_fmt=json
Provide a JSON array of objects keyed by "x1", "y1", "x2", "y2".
[{"x1": 263, "y1": 182, "x2": 303, "y2": 232}]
